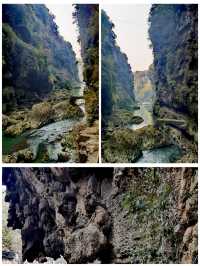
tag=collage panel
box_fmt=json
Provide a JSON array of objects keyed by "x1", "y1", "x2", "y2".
[
  {"x1": 2, "y1": 167, "x2": 198, "y2": 264},
  {"x1": 2, "y1": 4, "x2": 99, "y2": 163},
  {"x1": 101, "y1": 4, "x2": 198, "y2": 163},
  {"x1": 1, "y1": 1, "x2": 199, "y2": 265}
]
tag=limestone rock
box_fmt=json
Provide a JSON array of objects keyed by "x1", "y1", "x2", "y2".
[
  {"x1": 64, "y1": 224, "x2": 107, "y2": 263},
  {"x1": 2, "y1": 168, "x2": 198, "y2": 264}
]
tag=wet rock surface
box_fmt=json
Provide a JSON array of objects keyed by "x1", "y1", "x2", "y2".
[{"x1": 3, "y1": 167, "x2": 198, "y2": 263}]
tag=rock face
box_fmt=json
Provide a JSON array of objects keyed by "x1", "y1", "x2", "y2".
[
  {"x1": 101, "y1": 10, "x2": 138, "y2": 162},
  {"x1": 134, "y1": 67, "x2": 155, "y2": 104},
  {"x1": 73, "y1": 5, "x2": 99, "y2": 126},
  {"x1": 3, "y1": 167, "x2": 198, "y2": 263},
  {"x1": 77, "y1": 120, "x2": 99, "y2": 163},
  {"x1": 101, "y1": 10, "x2": 135, "y2": 124},
  {"x1": 2, "y1": 4, "x2": 79, "y2": 113},
  {"x1": 149, "y1": 5, "x2": 198, "y2": 153}
]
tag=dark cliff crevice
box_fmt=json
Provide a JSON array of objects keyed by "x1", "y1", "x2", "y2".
[{"x1": 3, "y1": 167, "x2": 198, "y2": 263}]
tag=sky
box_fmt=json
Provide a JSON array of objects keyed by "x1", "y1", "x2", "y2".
[
  {"x1": 102, "y1": 5, "x2": 153, "y2": 71},
  {"x1": 46, "y1": 4, "x2": 81, "y2": 58}
]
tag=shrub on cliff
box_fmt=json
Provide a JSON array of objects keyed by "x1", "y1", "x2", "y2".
[{"x1": 103, "y1": 128, "x2": 142, "y2": 163}]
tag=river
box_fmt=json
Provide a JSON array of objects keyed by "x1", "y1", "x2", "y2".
[
  {"x1": 3, "y1": 118, "x2": 82, "y2": 162},
  {"x1": 3, "y1": 59, "x2": 86, "y2": 162},
  {"x1": 131, "y1": 103, "x2": 182, "y2": 163},
  {"x1": 130, "y1": 102, "x2": 154, "y2": 130},
  {"x1": 136, "y1": 145, "x2": 182, "y2": 163}
]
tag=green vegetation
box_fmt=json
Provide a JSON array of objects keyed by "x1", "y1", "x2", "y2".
[
  {"x1": 102, "y1": 125, "x2": 171, "y2": 163},
  {"x1": 101, "y1": 10, "x2": 140, "y2": 161},
  {"x1": 102, "y1": 5, "x2": 197, "y2": 163},
  {"x1": 103, "y1": 128, "x2": 142, "y2": 163},
  {"x1": 101, "y1": 10, "x2": 135, "y2": 124},
  {"x1": 108, "y1": 109, "x2": 144, "y2": 128},
  {"x1": 149, "y1": 4, "x2": 198, "y2": 142},
  {"x1": 121, "y1": 169, "x2": 180, "y2": 263},
  {"x1": 2, "y1": 4, "x2": 79, "y2": 113}
]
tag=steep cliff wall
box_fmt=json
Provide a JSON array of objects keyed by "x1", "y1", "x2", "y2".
[
  {"x1": 73, "y1": 4, "x2": 99, "y2": 125},
  {"x1": 101, "y1": 10, "x2": 135, "y2": 124},
  {"x1": 3, "y1": 167, "x2": 198, "y2": 263},
  {"x1": 149, "y1": 4, "x2": 198, "y2": 143},
  {"x1": 3, "y1": 4, "x2": 79, "y2": 113}
]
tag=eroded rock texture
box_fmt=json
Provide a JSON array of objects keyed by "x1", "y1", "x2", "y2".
[
  {"x1": 3, "y1": 167, "x2": 198, "y2": 263},
  {"x1": 149, "y1": 4, "x2": 198, "y2": 162}
]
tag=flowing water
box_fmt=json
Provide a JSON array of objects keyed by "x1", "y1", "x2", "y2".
[
  {"x1": 3, "y1": 119, "x2": 81, "y2": 162},
  {"x1": 136, "y1": 145, "x2": 182, "y2": 163},
  {"x1": 27, "y1": 119, "x2": 81, "y2": 161},
  {"x1": 130, "y1": 103, "x2": 153, "y2": 130},
  {"x1": 76, "y1": 59, "x2": 86, "y2": 114},
  {"x1": 131, "y1": 103, "x2": 182, "y2": 163},
  {"x1": 3, "y1": 59, "x2": 86, "y2": 162},
  {"x1": 3, "y1": 85, "x2": 85, "y2": 162}
]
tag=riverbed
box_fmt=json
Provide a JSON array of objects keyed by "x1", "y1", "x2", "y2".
[
  {"x1": 3, "y1": 81, "x2": 85, "y2": 162},
  {"x1": 3, "y1": 118, "x2": 81, "y2": 162}
]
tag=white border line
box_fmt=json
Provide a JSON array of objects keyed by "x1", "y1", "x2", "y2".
[{"x1": 99, "y1": 3, "x2": 101, "y2": 163}]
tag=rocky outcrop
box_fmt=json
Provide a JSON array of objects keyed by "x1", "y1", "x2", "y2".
[
  {"x1": 3, "y1": 90, "x2": 84, "y2": 137},
  {"x1": 76, "y1": 120, "x2": 99, "y2": 163},
  {"x1": 3, "y1": 148, "x2": 34, "y2": 163},
  {"x1": 110, "y1": 168, "x2": 198, "y2": 263},
  {"x1": 149, "y1": 4, "x2": 198, "y2": 160},
  {"x1": 3, "y1": 167, "x2": 198, "y2": 263},
  {"x1": 61, "y1": 120, "x2": 99, "y2": 163},
  {"x1": 3, "y1": 4, "x2": 79, "y2": 113}
]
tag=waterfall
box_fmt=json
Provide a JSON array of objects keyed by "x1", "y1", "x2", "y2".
[{"x1": 76, "y1": 58, "x2": 86, "y2": 114}]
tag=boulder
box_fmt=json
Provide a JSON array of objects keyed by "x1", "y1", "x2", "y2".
[
  {"x1": 130, "y1": 116, "x2": 144, "y2": 124},
  {"x1": 64, "y1": 224, "x2": 107, "y2": 263},
  {"x1": 5, "y1": 121, "x2": 31, "y2": 136}
]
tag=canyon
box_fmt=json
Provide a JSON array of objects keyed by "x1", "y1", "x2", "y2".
[
  {"x1": 2, "y1": 4, "x2": 99, "y2": 163},
  {"x1": 101, "y1": 4, "x2": 198, "y2": 163}
]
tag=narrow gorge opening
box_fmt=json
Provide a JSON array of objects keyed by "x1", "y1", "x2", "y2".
[
  {"x1": 101, "y1": 4, "x2": 197, "y2": 163},
  {"x1": 2, "y1": 4, "x2": 99, "y2": 163}
]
